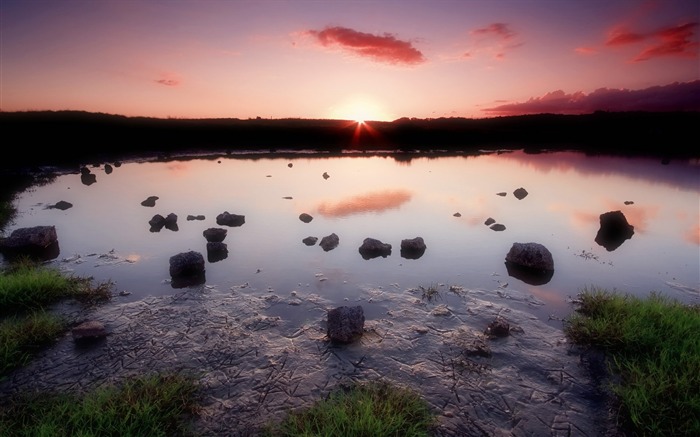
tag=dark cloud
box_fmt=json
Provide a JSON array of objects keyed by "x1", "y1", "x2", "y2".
[
  {"x1": 155, "y1": 78, "x2": 179, "y2": 87},
  {"x1": 605, "y1": 21, "x2": 699, "y2": 61},
  {"x1": 482, "y1": 80, "x2": 700, "y2": 116},
  {"x1": 305, "y1": 26, "x2": 425, "y2": 65}
]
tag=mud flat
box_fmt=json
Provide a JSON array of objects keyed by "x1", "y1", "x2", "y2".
[{"x1": 0, "y1": 283, "x2": 614, "y2": 436}]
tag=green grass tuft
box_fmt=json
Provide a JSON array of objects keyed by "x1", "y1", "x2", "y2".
[
  {"x1": 0, "y1": 372, "x2": 200, "y2": 437},
  {"x1": 0, "y1": 311, "x2": 65, "y2": 377},
  {"x1": 564, "y1": 287, "x2": 700, "y2": 436},
  {"x1": 264, "y1": 380, "x2": 436, "y2": 436}
]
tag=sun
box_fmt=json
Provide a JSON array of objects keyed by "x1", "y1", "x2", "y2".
[{"x1": 330, "y1": 95, "x2": 392, "y2": 122}]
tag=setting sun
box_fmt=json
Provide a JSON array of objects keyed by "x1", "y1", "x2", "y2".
[{"x1": 330, "y1": 95, "x2": 393, "y2": 122}]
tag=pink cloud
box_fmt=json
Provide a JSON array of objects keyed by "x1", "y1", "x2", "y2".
[
  {"x1": 316, "y1": 189, "x2": 412, "y2": 217},
  {"x1": 482, "y1": 80, "x2": 700, "y2": 116},
  {"x1": 605, "y1": 21, "x2": 699, "y2": 61},
  {"x1": 304, "y1": 26, "x2": 425, "y2": 65},
  {"x1": 464, "y1": 22, "x2": 521, "y2": 60}
]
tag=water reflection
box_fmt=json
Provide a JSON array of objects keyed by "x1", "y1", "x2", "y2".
[{"x1": 2, "y1": 150, "x2": 698, "y2": 323}]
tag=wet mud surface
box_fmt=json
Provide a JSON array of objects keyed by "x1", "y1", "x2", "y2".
[{"x1": 0, "y1": 284, "x2": 616, "y2": 436}]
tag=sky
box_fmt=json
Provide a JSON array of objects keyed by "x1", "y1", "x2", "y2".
[{"x1": 1, "y1": 0, "x2": 698, "y2": 121}]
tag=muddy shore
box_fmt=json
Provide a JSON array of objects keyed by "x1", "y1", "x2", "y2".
[{"x1": 0, "y1": 281, "x2": 617, "y2": 436}]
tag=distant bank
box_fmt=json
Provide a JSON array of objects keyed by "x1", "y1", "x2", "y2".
[{"x1": 1, "y1": 110, "x2": 698, "y2": 169}]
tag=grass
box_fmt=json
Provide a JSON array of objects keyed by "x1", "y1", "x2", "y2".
[
  {"x1": 0, "y1": 372, "x2": 200, "y2": 437},
  {"x1": 0, "y1": 259, "x2": 113, "y2": 379},
  {"x1": 564, "y1": 287, "x2": 700, "y2": 436},
  {"x1": 263, "y1": 380, "x2": 436, "y2": 436},
  {"x1": 419, "y1": 283, "x2": 441, "y2": 302}
]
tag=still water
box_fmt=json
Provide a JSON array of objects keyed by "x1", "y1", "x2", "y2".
[{"x1": 4, "y1": 150, "x2": 699, "y2": 324}]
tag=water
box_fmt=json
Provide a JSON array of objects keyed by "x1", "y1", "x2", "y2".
[{"x1": 3, "y1": 149, "x2": 699, "y2": 324}]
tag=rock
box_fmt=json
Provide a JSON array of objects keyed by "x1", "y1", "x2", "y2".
[
  {"x1": 104, "y1": 164, "x2": 113, "y2": 174},
  {"x1": 400, "y1": 237, "x2": 426, "y2": 259},
  {"x1": 490, "y1": 224, "x2": 506, "y2": 231},
  {"x1": 319, "y1": 233, "x2": 339, "y2": 251},
  {"x1": 206, "y1": 242, "x2": 228, "y2": 263},
  {"x1": 203, "y1": 227, "x2": 227, "y2": 243},
  {"x1": 513, "y1": 187, "x2": 529, "y2": 200},
  {"x1": 169, "y1": 251, "x2": 205, "y2": 285},
  {"x1": 484, "y1": 217, "x2": 496, "y2": 226},
  {"x1": 80, "y1": 167, "x2": 96, "y2": 186},
  {"x1": 505, "y1": 242, "x2": 555, "y2": 285},
  {"x1": 595, "y1": 210, "x2": 634, "y2": 251},
  {"x1": 141, "y1": 196, "x2": 159, "y2": 207},
  {"x1": 187, "y1": 215, "x2": 206, "y2": 221},
  {"x1": 299, "y1": 213, "x2": 313, "y2": 223},
  {"x1": 624, "y1": 201, "x2": 634, "y2": 205},
  {"x1": 496, "y1": 192, "x2": 507, "y2": 197},
  {"x1": 47, "y1": 200, "x2": 73, "y2": 210},
  {"x1": 72, "y1": 320, "x2": 107, "y2": 342},
  {"x1": 322, "y1": 172, "x2": 330, "y2": 180},
  {"x1": 327, "y1": 305, "x2": 365, "y2": 343},
  {"x1": 0, "y1": 225, "x2": 60, "y2": 261},
  {"x1": 453, "y1": 212, "x2": 461, "y2": 217},
  {"x1": 288, "y1": 163, "x2": 293, "y2": 168},
  {"x1": 302, "y1": 236, "x2": 318, "y2": 246},
  {"x1": 485, "y1": 317, "x2": 510, "y2": 337},
  {"x1": 216, "y1": 211, "x2": 245, "y2": 227},
  {"x1": 358, "y1": 237, "x2": 392, "y2": 259},
  {"x1": 149, "y1": 213, "x2": 178, "y2": 232}
]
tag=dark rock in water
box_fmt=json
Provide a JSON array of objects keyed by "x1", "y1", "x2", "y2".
[
  {"x1": 288, "y1": 163, "x2": 293, "y2": 168},
  {"x1": 485, "y1": 317, "x2": 510, "y2": 338},
  {"x1": 327, "y1": 305, "x2": 365, "y2": 343},
  {"x1": 206, "y1": 242, "x2": 228, "y2": 263},
  {"x1": 47, "y1": 200, "x2": 73, "y2": 210},
  {"x1": 400, "y1": 237, "x2": 426, "y2": 260},
  {"x1": 624, "y1": 200, "x2": 634, "y2": 205},
  {"x1": 359, "y1": 237, "x2": 392, "y2": 259},
  {"x1": 203, "y1": 227, "x2": 227, "y2": 243},
  {"x1": 319, "y1": 233, "x2": 339, "y2": 251},
  {"x1": 453, "y1": 212, "x2": 461, "y2": 217},
  {"x1": 72, "y1": 320, "x2": 107, "y2": 342},
  {"x1": 302, "y1": 236, "x2": 318, "y2": 246},
  {"x1": 169, "y1": 251, "x2": 206, "y2": 288},
  {"x1": 104, "y1": 164, "x2": 113, "y2": 174},
  {"x1": 217, "y1": 211, "x2": 245, "y2": 227},
  {"x1": 149, "y1": 213, "x2": 178, "y2": 232},
  {"x1": 80, "y1": 168, "x2": 97, "y2": 186},
  {"x1": 513, "y1": 187, "x2": 528, "y2": 200},
  {"x1": 322, "y1": 172, "x2": 330, "y2": 180},
  {"x1": 0, "y1": 225, "x2": 60, "y2": 261},
  {"x1": 187, "y1": 215, "x2": 206, "y2": 221},
  {"x1": 484, "y1": 217, "x2": 496, "y2": 226},
  {"x1": 299, "y1": 213, "x2": 313, "y2": 223},
  {"x1": 141, "y1": 196, "x2": 159, "y2": 207},
  {"x1": 505, "y1": 242, "x2": 554, "y2": 285},
  {"x1": 595, "y1": 210, "x2": 634, "y2": 251},
  {"x1": 490, "y1": 224, "x2": 506, "y2": 231},
  {"x1": 496, "y1": 192, "x2": 507, "y2": 197}
]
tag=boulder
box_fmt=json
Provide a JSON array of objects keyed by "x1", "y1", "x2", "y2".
[
  {"x1": 169, "y1": 251, "x2": 205, "y2": 288},
  {"x1": 327, "y1": 305, "x2": 365, "y2": 343},
  {"x1": 358, "y1": 237, "x2": 392, "y2": 259},
  {"x1": 149, "y1": 213, "x2": 178, "y2": 232},
  {"x1": 513, "y1": 187, "x2": 529, "y2": 200},
  {"x1": 299, "y1": 213, "x2": 313, "y2": 223},
  {"x1": 206, "y1": 242, "x2": 228, "y2": 263},
  {"x1": 484, "y1": 217, "x2": 496, "y2": 226},
  {"x1": 595, "y1": 210, "x2": 634, "y2": 251},
  {"x1": 141, "y1": 196, "x2": 159, "y2": 207},
  {"x1": 400, "y1": 237, "x2": 426, "y2": 260},
  {"x1": 504, "y1": 242, "x2": 554, "y2": 285},
  {"x1": 72, "y1": 320, "x2": 107, "y2": 342},
  {"x1": 203, "y1": 227, "x2": 227, "y2": 243},
  {"x1": 187, "y1": 214, "x2": 206, "y2": 221},
  {"x1": 80, "y1": 167, "x2": 96, "y2": 186},
  {"x1": 0, "y1": 225, "x2": 60, "y2": 260},
  {"x1": 302, "y1": 236, "x2": 318, "y2": 246},
  {"x1": 319, "y1": 233, "x2": 339, "y2": 251},
  {"x1": 216, "y1": 211, "x2": 245, "y2": 227}
]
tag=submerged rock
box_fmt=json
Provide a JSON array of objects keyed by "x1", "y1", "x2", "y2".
[
  {"x1": 400, "y1": 237, "x2": 427, "y2": 259},
  {"x1": 485, "y1": 317, "x2": 510, "y2": 338},
  {"x1": 72, "y1": 320, "x2": 107, "y2": 342},
  {"x1": 47, "y1": 200, "x2": 73, "y2": 210},
  {"x1": 203, "y1": 227, "x2": 227, "y2": 243}
]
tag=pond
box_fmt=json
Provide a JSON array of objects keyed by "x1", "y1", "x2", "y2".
[
  {"x1": 2, "y1": 148, "x2": 699, "y2": 434},
  {"x1": 4, "y1": 149, "x2": 698, "y2": 324}
]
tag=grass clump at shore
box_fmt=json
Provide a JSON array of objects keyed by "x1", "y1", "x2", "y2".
[
  {"x1": 0, "y1": 260, "x2": 113, "y2": 378},
  {"x1": 264, "y1": 380, "x2": 436, "y2": 437},
  {"x1": 0, "y1": 372, "x2": 200, "y2": 437},
  {"x1": 564, "y1": 287, "x2": 700, "y2": 436}
]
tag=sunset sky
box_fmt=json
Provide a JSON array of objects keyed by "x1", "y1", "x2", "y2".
[{"x1": 1, "y1": 0, "x2": 698, "y2": 121}]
